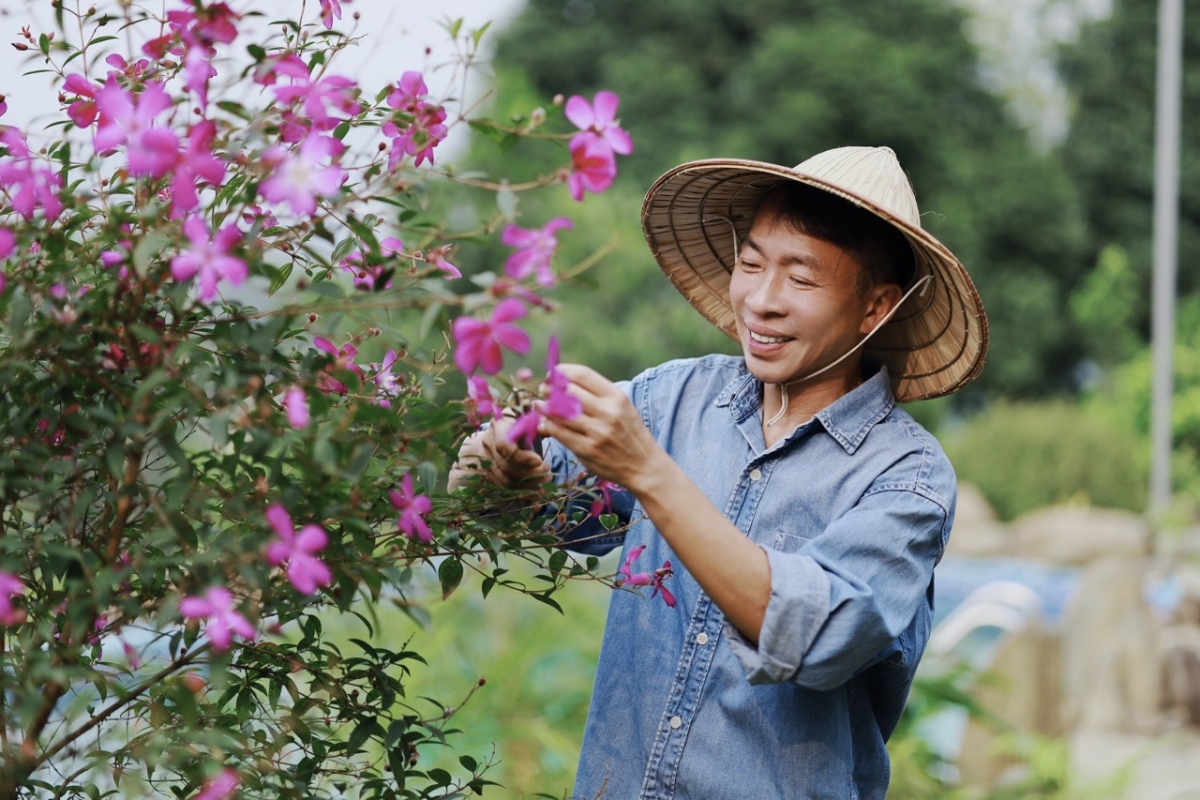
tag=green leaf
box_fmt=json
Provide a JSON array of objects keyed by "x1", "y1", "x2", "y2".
[
  {"x1": 438, "y1": 558, "x2": 463, "y2": 599},
  {"x1": 548, "y1": 549, "x2": 568, "y2": 575}
]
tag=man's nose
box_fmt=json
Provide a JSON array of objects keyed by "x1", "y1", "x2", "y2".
[{"x1": 744, "y1": 270, "x2": 786, "y2": 315}]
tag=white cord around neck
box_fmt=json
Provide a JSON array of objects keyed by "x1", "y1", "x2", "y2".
[{"x1": 764, "y1": 274, "x2": 932, "y2": 427}]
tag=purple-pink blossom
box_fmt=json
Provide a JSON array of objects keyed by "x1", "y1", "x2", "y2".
[
  {"x1": 615, "y1": 546, "x2": 676, "y2": 608},
  {"x1": 544, "y1": 336, "x2": 582, "y2": 420},
  {"x1": 264, "y1": 503, "x2": 331, "y2": 595},
  {"x1": 0, "y1": 129, "x2": 64, "y2": 221},
  {"x1": 193, "y1": 768, "x2": 239, "y2": 800},
  {"x1": 313, "y1": 337, "x2": 363, "y2": 395},
  {"x1": 389, "y1": 473, "x2": 432, "y2": 543},
  {"x1": 259, "y1": 134, "x2": 347, "y2": 216},
  {"x1": 62, "y1": 73, "x2": 99, "y2": 127},
  {"x1": 508, "y1": 409, "x2": 542, "y2": 450},
  {"x1": 170, "y1": 121, "x2": 227, "y2": 217},
  {"x1": 273, "y1": 74, "x2": 361, "y2": 133},
  {"x1": 283, "y1": 387, "x2": 309, "y2": 429},
  {"x1": 424, "y1": 244, "x2": 460, "y2": 279},
  {"x1": 566, "y1": 91, "x2": 633, "y2": 156},
  {"x1": 319, "y1": 0, "x2": 349, "y2": 29},
  {"x1": 501, "y1": 217, "x2": 572, "y2": 286},
  {"x1": 252, "y1": 52, "x2": 310, "y2": 87},
  {"x1": 465, "y1": 376, "x2": 499, "y2": 425},
  {"x1": 567, "y1": 136, "x2": 617, "y2": 202},
  {"x1": 169, "y1": 217, "x2": 247, "y2": 301},
  {"x1": 371, "y1": 349, "x2": 403, "y2": 405},
  {"x1": 340, "y1": 236, "x2": 403, "y2": 291},
  {"x1": 383, "y1": 71, "x2": 449, "y2": 168},
  {"x1": 0, "y1": 572, "x2": 26, "y2": 626},
  {"x1": 0, "y1": 229, "x2": 15, "y2": 260},
  {"x1": 179, "y1": 587, "x2": 256, "y2": 651},
  {"x1": 451, "y1": 298, "x2": 531, "y2": 375},
  {"x1": 93, "y1": 79, "x2": 180, "y2": 179},
  {"x1": 588, "y1": 479, "x2": 623, "y2": 518}
]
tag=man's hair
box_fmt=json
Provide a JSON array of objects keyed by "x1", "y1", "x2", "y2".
[{"x1": 758, "y1": 182, "x2": 916, "y2": 295}]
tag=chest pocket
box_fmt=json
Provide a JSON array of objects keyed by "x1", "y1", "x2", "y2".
[{"x1": 767, "y1": 530, "x2": 811, "y2": 554}]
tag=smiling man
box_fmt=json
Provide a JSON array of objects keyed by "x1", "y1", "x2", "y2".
[{"x1": 451, "y1": 146, "x2": 987, "y2": 799}]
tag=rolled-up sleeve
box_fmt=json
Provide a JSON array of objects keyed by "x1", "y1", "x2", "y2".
[{"x1": 726, "y1": 486, "x2": 949, "y2": 689}]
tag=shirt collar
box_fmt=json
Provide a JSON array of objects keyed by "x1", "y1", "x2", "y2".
[{"x1": 715, "y1": 359, "x2": 896, "y2": 455}]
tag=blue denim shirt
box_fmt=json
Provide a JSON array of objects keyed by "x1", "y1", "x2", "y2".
[{"x1": 545, "y1": 354, "x2": 956, "y2": 800}]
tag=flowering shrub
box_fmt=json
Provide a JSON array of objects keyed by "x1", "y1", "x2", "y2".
[{"x1": 0, "y1": 2, "x2": 635, "y2": 797}]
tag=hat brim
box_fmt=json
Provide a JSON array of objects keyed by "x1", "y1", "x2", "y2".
[{"x1": 640, "y1": 159, "x2": 988, "y2": 402}]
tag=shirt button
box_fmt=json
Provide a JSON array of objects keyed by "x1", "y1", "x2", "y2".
[
  {"x1": 669, "y1": 715, "x2": 683, "y2": 729},
  {"x1": 749, "y1": 468, "x2": 763, "y2": 481},
  {"x1": 695, "y1": 632, "x2": 709, "y2": 645}
]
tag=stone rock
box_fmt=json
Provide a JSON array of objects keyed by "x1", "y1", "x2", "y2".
[
  {"x1": 957, "y1": 622, "x2": 1063, "y2": 788},
  {"x1": 1061, "y1": 557, "x2": 1161, "y2": 734},
  {"x1": 1161, "y1": 624, "x2": 1200, "y2": 728},
  {"x1": 946, "y1": 482, "x2": 1012, "y2": 558},
  {"x1": 1010, "y1": 505, "x2": 1151, "y2": 566}
]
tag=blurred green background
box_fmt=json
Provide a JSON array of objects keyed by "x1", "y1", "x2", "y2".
[{"x1": 349, "y1": 0, "x2": 1200, "y2": 795}]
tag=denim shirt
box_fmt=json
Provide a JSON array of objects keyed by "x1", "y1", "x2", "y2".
[{"x1": 545, "y1": 354, "x2": 956, "y2": 800}]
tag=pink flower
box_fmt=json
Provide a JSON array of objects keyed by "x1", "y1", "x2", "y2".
[
  {"x1": 170, "y1": 121, "x2": 227, "y2": 217},
  {"x1": 371, "y1": 349, "x2": 403, "y2": 405},
  {"x1": 167, "y1": 4, "x2": 240, "y2": 48},
  {"x1": 282, "y1": 387, "x2": 309, "y2": 429},
  {"x1": 122, "y1": 640, "x2": 141, "y2": 670},
  {"x1": 194, "y1": 768, "x2": 239, "y2": 800},
  {"x1": 615, "y1": 546, "x2": 675, "y2": 608},
  {"x1": 508, "y1": 408, "x2": 542, "y2": 450},
  {"x1": 544, "y1": 336, "x2": 581, "y2": 420},
  {"x1": 105, "y1": 53, "x2": 152, "y2": 83},
  {"x1": 319, "y1": 0, "x2": 349, "y2": 29},
  {"x1": 313, "y1": 337, "x2": 363, "y2": 395},
  {"x1": 179, "y1": 587, "x2": 256, "y2": 651},
  {"x1": 423, "y1": 244, "x2": 460, "y2": 279},
  {"x1": 259, "y1": 134, "x2": 347, "y2": 216},
  {"x1": 0, "y1": 95, "x2": 6, "y2": 118},
  {"x1": 465, "y1": 376, "x2": 498, "y2": 425},
  {"x1": 62, "y1": 73, "x2": 99, "y2": 127},
  {"x1": 182, "y1": 46, "x2": 218, "y2": 109},
  {"x1": 588, "y1": 479, "x2": 622, "y2": 518},
  {"x1": 389, "y1": 473, "x2": 432, "y2": 543},
  {"x1": 501, "y1": 217, "x2": 572, "y2": 286},
  {"x1": 0, "y1": 572, "x2": 26, "y2": 626},
  {"x1": 93, "y1": 79, "x2": 180, "y2": 179},
  {"x1": 170, "y1": 217, "x2": 248, "y2": 301},
  {"x1": 383, "y1": 71, "x2": 448, "y2": 168},
  {"x1": 264, "y1": 503, "x2": 331, "y2": 595},
  {"x1": 0, "y1": 129, "x2": 64, "y2": 220},
  {"x1": 252, "y1": 52, "x2": 310, "y2": 87},
  {"x1": 565, "y1": 91, "x2": 633, "y2": 156},
  {"x1": 273, "y1": 75, "x2": 361, "y2": 133},
  {"x1": 339, "y1": 236, "x2": 403, "y2": 291},
  {"x1": 567, "y1": 136, "x2": 617, "y2": 202},
  {"x1": 451, "y1": 298, "x2": 531, "y2": 375},
  {"x1": 0, "y1": 229, "x2": 14, "y2": 259}
]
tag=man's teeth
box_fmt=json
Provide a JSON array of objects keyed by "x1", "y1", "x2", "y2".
[{"x1": 749, "y1": 331, "x2": 789, "y2": 344}]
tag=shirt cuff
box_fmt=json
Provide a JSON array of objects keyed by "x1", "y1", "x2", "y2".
[{"x1": 725, "y1": 547, "x2": 830, "y2": 684}]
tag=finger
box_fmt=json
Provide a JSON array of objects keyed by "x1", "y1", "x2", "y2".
[{"x1": 555, "y1": 363, "x2": 618, "y2": 396}]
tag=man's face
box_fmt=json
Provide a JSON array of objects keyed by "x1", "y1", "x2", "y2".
[{"x1": 728, "y1": 196, "x2": 890, "y2": 389}]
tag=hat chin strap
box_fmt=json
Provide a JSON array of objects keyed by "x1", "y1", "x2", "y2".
[{"x1": 764, "y1": 274, "x2": 932, "y2": 427}]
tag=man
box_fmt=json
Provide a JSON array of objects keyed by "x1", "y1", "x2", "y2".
[{"x1": 451, "y1": 146, "x2": 987, "y2": 799}]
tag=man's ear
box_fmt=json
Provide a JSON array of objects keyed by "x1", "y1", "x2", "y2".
[{"x1": 859, "y1": 282, "x2": 903, "y2": 335}]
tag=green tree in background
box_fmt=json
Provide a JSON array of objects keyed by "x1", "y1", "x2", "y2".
[
  {"x1": 471, "y1": 0, "x2": 1089, "y2": 399},
  {"x1": 1058, "y1": 0, "x2": 1200, "y2": 368}
]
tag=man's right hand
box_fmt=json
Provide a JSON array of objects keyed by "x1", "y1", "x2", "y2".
[{"x1": 447, "y1": 415, "x2": 551, "y2": 492}]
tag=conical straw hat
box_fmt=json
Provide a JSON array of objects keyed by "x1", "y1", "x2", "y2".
[{"x1": 640, "y1": 146, "x2": 988, "y2": 402}]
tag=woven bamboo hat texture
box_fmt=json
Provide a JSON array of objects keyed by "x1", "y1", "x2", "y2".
[{"x1": 640, "y1": 145, "x2": 988, "y2": 402}]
